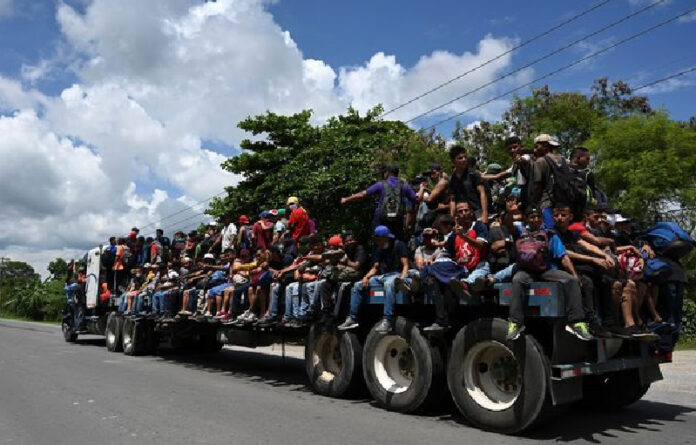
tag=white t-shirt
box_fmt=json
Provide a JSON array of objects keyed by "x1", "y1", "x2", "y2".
[{"x1": 221, "y1": 223, "x2": 238, "y2": 251}]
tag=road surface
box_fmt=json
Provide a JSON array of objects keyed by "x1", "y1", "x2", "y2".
[{"x1": 0, "y1": 318, "x2": 694, "y2": 445}]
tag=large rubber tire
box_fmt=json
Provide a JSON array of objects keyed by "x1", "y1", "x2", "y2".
[
  {"x1": 305, "y1": 324, "x2": 364, "y2": 398},
  {"x1": 362, "y1": 316, "x2": 447, "y2": 413},
  {"x1": 447, "y1": 318, "x2": 550, "y2": 434},
  {"x1": 122, "y1": 318, "x2": 146, "y2": 356},
  {"x1": 581, "y1": 369, "x2": 651, "y2": 410},
  {"x1": 198, "y1": 331, "x2": 223, "y2": 353},
  {"x1": 106, "y1": 313, "x2": 123, "y2": 352},
  {"x1": 62, "y1": 318, "x2": 77, "y2": 343}
]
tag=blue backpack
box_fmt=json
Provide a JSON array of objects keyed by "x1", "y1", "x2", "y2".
[
  {"x1": 642, "y1": 222, "x2": 695, "y2": 259},
  {"x1": 643, "y1": 256, "x2": 672, "y2": 283}
]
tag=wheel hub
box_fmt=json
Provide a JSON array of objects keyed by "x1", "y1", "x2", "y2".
[
  {"x1": 373, "y1": 335, "x2": 417, "y2": 394},
  {"x1": 313, "y1": 333, "x2": 342, "y2": 383},
  {"x1": 462, "y1": 340, "x2": 521, "y2": 411}
]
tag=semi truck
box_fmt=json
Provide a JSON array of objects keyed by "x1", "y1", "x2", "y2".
[{"x1": 62, "y1": 246, "x2": 668, "y2": 434}]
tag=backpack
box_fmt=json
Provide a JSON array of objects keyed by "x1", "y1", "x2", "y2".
[
  {"x1": 618, "y1": 251, "x2": 644, "y2": 281},
  {"x1": 101, "y1": 247, "x2": 115, "y2": 269},
  {"x1": 379, "y1": 180, "x2": 404, "y2": 222},
  {"x1": 642, "y1": 222, "x2": 695, "y2": 259},
  {"x1": 545, "y1": 156, "x2": 587, "y2": 216},
  {"x1": 643, "y1": 256, "x2": 672, "y2": 283},
  {"x1": 122, "y1": 247, "x2": 134, "y2": 268},
  {"x1": 515, "y1": 230, "x2": 550, "y2": 273},
  {"x1": 151, "y1": 240, "x2": 163, "y2": 263}
]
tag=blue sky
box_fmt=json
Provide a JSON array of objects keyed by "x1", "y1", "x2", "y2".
[{"x1": 0, "y1": 0, "x2": 694, "y2": 274}]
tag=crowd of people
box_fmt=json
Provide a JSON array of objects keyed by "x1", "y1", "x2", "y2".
[{"x1": 71, "y1": 133, "x2": 691, "y2": 346}]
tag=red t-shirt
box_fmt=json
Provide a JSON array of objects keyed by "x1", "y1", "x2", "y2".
[
  {"x1": 568, "y1": 222, "x2": 588, "y2": 236},
  {"x1": 289, "y1": 208, "x2": 310, "y2": 240},
  {"x1": 252, "y1": 220, "x2": 274, "y2": 250}
]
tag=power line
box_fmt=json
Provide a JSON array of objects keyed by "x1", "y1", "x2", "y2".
[
  {"x1": 136, "y1": 190, "x2": 228, "y2": 233},
  {"x1": 422, "y1": 6, "x2": 696, "y2": 131},
  {"x1": 405, "y1": 0, "x2": 666, "y2": 124},
  {"x1": 632, "y1": 65, "x2": 696, "y2": 92},
  {"x1": 378, "y1": 0, "x2": 614, "y2": 119}
]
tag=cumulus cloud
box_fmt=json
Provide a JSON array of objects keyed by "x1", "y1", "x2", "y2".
[{"x1": 1, "y1": 0, "x2": 529, "y2": 274}]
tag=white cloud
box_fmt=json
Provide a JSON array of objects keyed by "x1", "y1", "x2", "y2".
[
  {"x1": 678, "y1": 10, "x2": 696, "y2": 23},
  {"x1": 1, "y1": 0, "x2": 529, "y2": 274},
  {"x1": 0, "y1": 0, "x2": 13, "y2": 18}
]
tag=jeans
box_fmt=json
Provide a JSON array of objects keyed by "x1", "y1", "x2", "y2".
[
  {"x1": 509, "y1": 269, "x2": 584, "y2": 325},
  {"x1": 662, "y1": 282, "x2": 684, "y2": 345},
  {"x1": 348, "y1": 272, "x2": 401, "y2": 322},
  {"x1": 118, "y1": 292, "x2": 128, "y2": 312},
  {"x1": 268, "y1": 282, "x2": 285, "y2": 318},
  {"x1": 491, "y1": 264, "x2": 517, "y2": 283},
  {"x1": 231, "y1": 281, "x2": 251, "y2": 315},
  {"x1": 152, "y1": 290, "x2": 166, "y2": 315},
  {"x1": 462, "y1": 261, "x2": 490, "y2": 284},
  {"x1": 285, "y1": 280, "x2": 323, "y2": 320},
  {"x1": 132, "y1": 292, "x2": 148, "y2": 315}
]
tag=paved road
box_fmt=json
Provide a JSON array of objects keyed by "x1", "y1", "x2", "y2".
[{"x1": 1, "y1": 318, "x2": 695, "y2": 445}]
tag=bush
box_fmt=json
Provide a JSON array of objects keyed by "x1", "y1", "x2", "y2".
[{"x1": 1, "y1": 279, "x2": 66, "y2": 322}]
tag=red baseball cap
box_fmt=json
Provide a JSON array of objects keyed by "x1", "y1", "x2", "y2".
[
  {"x1": 238, "y1": 215, "x2": 250, "y2": 224},
  {"x1": 328, "y1": 235, "x2": 344, "y2": 247}
]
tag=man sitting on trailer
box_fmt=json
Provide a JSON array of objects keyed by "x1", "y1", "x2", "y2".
[
  {"x1": 446, "y1": 201, "x2": 490, "y2": 300},
  {"x1": 506, "y1": 206, "x2": 591, "y2": 342},
  {"x1": 337, "y1": 225, "x2": 410, "y2": 334}
]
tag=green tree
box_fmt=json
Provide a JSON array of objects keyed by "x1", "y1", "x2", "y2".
[
  {"x1": 47, "y1": 258, "x2": 69, "y2": 280},
  {"x1": 586, "y1": 111, "x2": 696, "y2": 230},
  {"x1": 210, "y1": 106, "x2": 445, "y2": 240}
]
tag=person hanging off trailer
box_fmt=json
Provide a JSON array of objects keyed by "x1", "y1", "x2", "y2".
[{"x1": 88, "y1": 133, "x2": 693, "y2": 352}]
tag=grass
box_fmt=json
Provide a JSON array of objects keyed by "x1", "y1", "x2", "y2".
[
  {"x1": 0, "y1": 313, "x2": 61, "y2": 326},
  {"x1": 675, "y1": 337, "x2": 696, "y2": 351}
]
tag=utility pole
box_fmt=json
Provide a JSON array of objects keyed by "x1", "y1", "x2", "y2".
[{"x1": 0, "y1": 257, "x2": 10, "y2": 316}]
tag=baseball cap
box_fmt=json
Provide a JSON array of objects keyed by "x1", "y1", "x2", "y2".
[
  {"x1": 373, "y1": 225, "x2": 395, "y2": 239},
  {"x1": 203, "y1": 253, "x2": 215, "y2": 261},
  {"x1": 486, "y1": 163, "x2": 502, "y2": 174},
  {"x1": 238, "y1": 215, "x2": 250, "y2": 224},
  {"x1": 277, "y1": 208, "x2": 286, "y2": 216},
  {"x1": 268, "y1": 209, "x2": 279, "y2": 217},
  {"x1": 526, "y1": 206, "x2": 542, "y2": 216},
  {"x1": 423, "y1": 227, "x2": 439, "y2": 236},
  {"x1": 534, "y1": 134, "x2": 559, "y2": 146},
  {"x1": 428, "y1": 163, "x2": 442, "y2": 172},
  {"x1": 143, "y1": 263, "x2": 151, "y2": 269},
  {"x1": 614, "y1": 214, "x2": 631, "y2": 223},
  {"x1": 287, "y1": 196, "x2": 299, "y2": 206},
  {"x1": 328, "y1": 235, "x2": 344, "y2": 247},
  {"x1": 208, "y1": 221, "x2": 218, "y2": 227},
  {"x1": 260, "y1": 210, "x2": 269, "y2": 218}
]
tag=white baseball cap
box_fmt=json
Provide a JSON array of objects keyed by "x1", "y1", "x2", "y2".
[{"x1": 534, "y1": 134, "x2": 559, "y2": 146}]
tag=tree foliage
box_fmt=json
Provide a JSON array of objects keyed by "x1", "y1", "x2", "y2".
[
  {"x1": 48, "y1": 258, "x2": 69, "y2": 280},
  {"x1": 210, "y1": 106, "x2": 445, "y2": 240},
  {"x1": 1, "y1": 260, "x2": 65, "y2": 321}
]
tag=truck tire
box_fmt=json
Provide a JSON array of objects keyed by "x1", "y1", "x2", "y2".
[
  {"x1": 106, "y1": 313, "x2": 123, "y2": 352},
  {"x1": 198, "y1": 331, "x2": 223, "y2": 353},
  {"x1": 122, "y1": 318, "x2": 146, "y2": 356},
  {"x1": 362, "y1": 316, "x2": 447, "y2": 413},
  {"x1": 447, "y1": 318, "x2": 550, "y2": 434},
  {"x1": 62, "y1": 318, "x2": 77, "y2": 343},
  {"x1": 305, "y1": 324, "x2": 364, "y2": 398},
  {"x1": 581, "y1": 369, "x2": 651, "y2": 410}
]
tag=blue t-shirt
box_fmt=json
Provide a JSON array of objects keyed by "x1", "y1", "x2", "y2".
[
  {"x1": 548, "y1": 233, "x2": 567, "y2": 270},
  {"x1": 366, "y1": 176, "x2": 418, "y2": 222}
]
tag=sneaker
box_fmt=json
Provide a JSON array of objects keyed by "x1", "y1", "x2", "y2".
[
  {"x1": 449, "y1": 278, "x2": 472, "y2": 301},
  {"x1": 244, "y1": 313, "x2": 258, "y2": 324},
  {"x1": 472, "y1": 276, "x2": 488, "y2": 293},
  {"x1": 337, "y1": 317, "x2": 359, "y2": 331},
  {"x1": 626, "y1": 325, "x2": 660, "y2": 342},
  {"x1": 203, "y1": 311, "x2": 212, "y2": 317},
  {"x1": 588, "y1": 319, "x2": 613, "y2": 338},
  {"x1": 423, "y1": 322, "x2": 446, "y2": 333},
  {"x1": 256, "y1": 315, "x2": 277, "y2": 327},
  {"x1": 213, "y1": 311, "x2": 226, "y2": 320},
  {"x1": 506, "y1": 321, "x2": 525, "y2": 341},
  {"x1": 374, "y1": 319, "x2": 392, "y2": 334},
  {"x1": 566, "y1": 322, "x2": 593, "y2": 341},
  {"x1": 219, "y1": 312, "x2": 230, "y2": 322},
  {"x1": 605, "y1": 324, "x2": 633, "y2": 339}
]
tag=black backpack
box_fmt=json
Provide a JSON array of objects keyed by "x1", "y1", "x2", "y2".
[
  {"x1": 379, "y1": 180, "x2": 404, "y2": 222},
  {"x1": 544, "y1": 155, "x2": 587, "y2": 217}
]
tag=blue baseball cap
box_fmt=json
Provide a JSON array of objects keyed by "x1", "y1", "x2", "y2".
[
  {"x1": 260, "y1": 210, "x2": 269, "y2": 218},
  {"x1": 373, "y1": 225, "x2": 395, "y2": 238}
]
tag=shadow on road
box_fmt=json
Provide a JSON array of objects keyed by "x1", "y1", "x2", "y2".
[
  {"x1": 155, "y1": 347, "x2": 312, "y2": 391},
  {"x1": 524, "y1": 401, "x2": 694, "y2": 442}
]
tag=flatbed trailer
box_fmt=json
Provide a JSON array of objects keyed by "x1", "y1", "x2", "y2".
[{"x1": 62, "y1": 270, "x2": 667, "y2": 434}]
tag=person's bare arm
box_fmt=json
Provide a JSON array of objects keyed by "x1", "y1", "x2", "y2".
[
  {"x1": 341, "y1": 190, "x2": 368, "y2": 205},
  {"x1": 561, "y1": 255, "x2": 579, "y2": 279},
  {"x1": 400, "y1": 257, "x2": 409, "y2": 279},
  {"x1": 481, "y1": 171, "x2": 511, "y2": 182},
  {"x1": 424, "y1": 178, "x2": 448, "y2": 205},
  {"x1": 579, "y1": 231, "x2": 615, "y2": 248},
  {"x1": 477, "y1": 184, "x2": 488, "y2": 223},
  {"x1": 577, "y1": 239, "x2": 615, "y2": 267}
]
